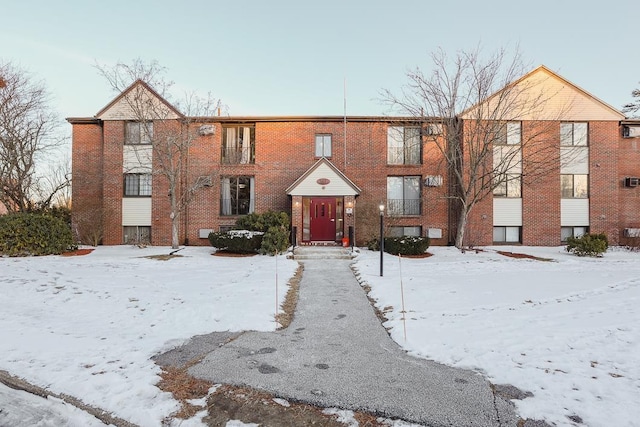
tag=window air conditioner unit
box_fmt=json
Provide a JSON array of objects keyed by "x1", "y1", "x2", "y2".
[
  {"x1": 198, "y1": 124, "x2": 215, "y2": 136},
  {"x1": 623, "y1": 125, "x2": 640, "y2": 138},
  {"x1": 426, "y1": 124, "x2": 443, "y2": 136},
  {"x1": 623, "y1": 228, "x2": 640, "y2": 238},
  {"x1": 624, "y1": 177, "x2": 639, "y2": 188},
  {"x1": 424, "y1": 175, "x2": 443, "y2": 187}
]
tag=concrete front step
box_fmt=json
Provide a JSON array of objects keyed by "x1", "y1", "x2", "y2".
[{"x1": 291, "y1": 246, "x2": 355, "y2": 260}]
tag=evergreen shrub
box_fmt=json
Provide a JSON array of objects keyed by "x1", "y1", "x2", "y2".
[
  {"x1": 208, "y1": 230, "x2": 263, "y2": 254},
  {"x1": 233, "y1": 211, "x2": 290, "y2": 255},
  {"x1": 0, "y1": 212, "x2": 76, "y2": 256},
  {"x1": 366, "y1": 235, "x2": 430, "y2": 255},
  {"x1": 566, "y1": 233, "x2": 608, "y2": 257}
]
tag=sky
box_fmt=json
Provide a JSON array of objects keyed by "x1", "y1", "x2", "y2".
[
  {"x1": 1, "y1": 245, "x2": 638, "y2": 427},
  {"x1": 2, "y1": 0, "x2": 639, "y2": 123}
]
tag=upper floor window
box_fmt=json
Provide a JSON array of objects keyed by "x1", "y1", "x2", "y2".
[
  {"x1": 561, "y1": 174, "x2": 588, "y2": 198},
  {"x1": 387, "y1": 176, "x2": 421, "y2": 216},
  {"x1": 387, "y1": 126, "x2": 421, "y2": 165},
  {"x1": 125, "y1": 121, "x2": 153, "y2": 145},
  {"x1": 494, "y1": 122, "x2": 521, "y2": 145},
  {"x1": 221, "y1": 176, "x2": 255, "y2": 215},
  {"x1": 560, "y1": 122, "x2": 588, "y2": 146},
  {"x1": 315, "y1": 134, "x2": 332, "y2": 157},
  {"x1": 222, "y1": 125, "x2": 255, "y2": 164},
  {"x1": 124, "y1": 173, "x2": 152, "y2": 196},
  {"x1": 493, "y1": 174, "x2": 522, "y2": 198}
]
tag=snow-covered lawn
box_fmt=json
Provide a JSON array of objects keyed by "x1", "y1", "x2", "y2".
[
  {"x1": 1, "y1": 245, "x2": 639, "y2": 427},
  {"x1": 0, "y1": 246, "x2": 299, "y2": 426},
  {"x1": 353, "y1": 246, "x2": 640, "y2": 427}
]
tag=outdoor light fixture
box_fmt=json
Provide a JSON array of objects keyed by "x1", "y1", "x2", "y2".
[{"x1": 379, "y1": 203, "x2": 385, "y2": 277}]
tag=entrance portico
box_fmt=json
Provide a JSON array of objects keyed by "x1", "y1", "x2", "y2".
[{"x1": 286, "y1": 158, "x2": 360, "y2": 245}]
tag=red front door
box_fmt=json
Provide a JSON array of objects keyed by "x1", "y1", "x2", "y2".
[{"x1": 310, "y1": 197, "x2": 337, "y2": 241}]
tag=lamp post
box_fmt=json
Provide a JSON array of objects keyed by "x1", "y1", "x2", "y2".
[{"x1": 379, "y1": 203, "x2": 385, "y2": 276}]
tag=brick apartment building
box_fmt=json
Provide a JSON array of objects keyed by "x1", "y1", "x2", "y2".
[{"x1": 68, "y1": 66, "x2": 640, "y2": 247}]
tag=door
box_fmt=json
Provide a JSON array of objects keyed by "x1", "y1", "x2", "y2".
[{"x1": 309, "y1": 197, "x2": 337, "y2": 241}]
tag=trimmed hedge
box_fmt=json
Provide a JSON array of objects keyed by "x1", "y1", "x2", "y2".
[
  {"x1": 0, "y1": 212, "x2": 77, "y2": 256},
  {"x1": 233, "y1": 211, "x2": 290, "y2": 255},
  {"x1": 208, "y1": 230, "x2": 263, "y2": 254},
  {"x1": 367, "y1": 235, "x2": 430, "y2": 256},
  {"x1": 566, "y1": 233, "x2": 608, "y2": 257},
  {"x1": 384, "y1": 235, "x2": 430, "y2": 256}
]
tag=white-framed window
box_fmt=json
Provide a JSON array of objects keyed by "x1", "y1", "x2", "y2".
[
  {"x1": 123, "y1": 226, "x2": 151, "y2": 245},
  {"x1": 561, "y1": 174, "x2": 588, "y2": 198},
  {"x1": 388, "y1": 226, "x2": 422, "y2": 237},
  {"x1": 221, "y1": 176, "x2": 255, "y2": 216},
  {"x1": 387, "y1": 176, "x2": 421, "y2": 216},
  {"x1": 561, "y1": 226, "x2": 588, "y2": 242},
  {"x1": 560, "y1": 122, "x2": 588, "y2": 146},
  {"x1": 315, "y1": 134, "x2": 332, "y2": 157},
  {"x1": 124, "y1": 174, "x2": 152, "y2": 196},
  {"x1": 125, "y1": 121, "x2": 153, "y2": 145},
  {"x1": 493, "y1": 174, "x2": 522, "y2": 198},
  {"x1": 387, "y1": 126, "x2": 421, "y2": 165},
  {"x1": 222, "y1": 125, "x2": 255, "y2": 164},
  {"x1": 494, "y1": 122, "x2": 521, "y2": 145},
  {"x1": 493, "y1": 226, "x2": 521, "y2": 243}
]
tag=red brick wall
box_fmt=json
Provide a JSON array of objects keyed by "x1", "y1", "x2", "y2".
[
  {"x1": 590, "y1": 122, "x2": 620, "y2": 244},
  {"x1": 101, "y1": 121, "x2": 124, "y2": 244},
  {"x1": 617, "y1": 126, "x2": 640, "y2": 245},
  {"x1": 72, "y1": 115, "x2": 627, "y2": 248},
  {"x1": 71, "y1": 122, "x2": 104, "y2": 243},
  {"x1": 521, "y1": 121, "x2": 561, "y2": 246}
]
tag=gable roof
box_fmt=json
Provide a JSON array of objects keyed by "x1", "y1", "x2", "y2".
[
  {"x1": 96, "y1": 79, "x2": 183, "y2": 120},
  {"x1": 286, "y1": 158, "x2": 361, "y2": 196},
  {"x1": 461, "y1": 65, "x2": 624, "y2": 121}
]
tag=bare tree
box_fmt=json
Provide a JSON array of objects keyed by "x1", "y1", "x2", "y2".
[
  {"x1": 383, "y1": 47, "x2": 569, "y2": 249},
  {"x1": 0, "y1": 62, "x2": 66, "y2": 212},
  {"x1": 96, "y1": 59, "x2": 221, "y2": 249},
  {"x1": 622, "y1": 84, "x2": 640, "y2": 117}
]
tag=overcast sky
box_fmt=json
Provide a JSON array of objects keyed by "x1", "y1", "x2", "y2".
[{"x1": 2, "y1": 0, "x2": 639, "y2": 120}]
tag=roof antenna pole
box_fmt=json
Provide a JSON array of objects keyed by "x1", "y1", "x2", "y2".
[{"x1": 343, "y1": 77, "x2": 347, "y2": 170}]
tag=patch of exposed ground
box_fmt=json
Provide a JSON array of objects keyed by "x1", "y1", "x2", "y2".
[
  {"x1": 497, "y1": 251, "x2": 554, "y2": 261},
  {"x1": 61, "y1": 248, "x2": 95, "y2": 256},
  {"x1": 212, "y1": 251, "x2": 256, "y2": 257},
  {"x1": 156, "y1": 261, "x2": 389, "y2": 425}
]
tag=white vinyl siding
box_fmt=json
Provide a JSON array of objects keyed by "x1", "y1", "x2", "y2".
[
  {"x1": 560, "y1": 146, "x2": 589, "y2": 174},
  {"x1": 493, "y1": 198, "x2": 523, "y2": 226},
  {"x1": 561, "y1": 199, "x2": 589, "y2": 226},
  {"x1": 122, "y1": 198, "x2": 152, "y2": 226},
  {"x1": 123, "y1": 145, "x2": 152, "y2": 173},
  {"x1": 288, "y1": 162, "x2": 359, "y2": 196}
]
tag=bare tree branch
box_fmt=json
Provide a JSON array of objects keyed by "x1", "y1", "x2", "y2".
[
  {"x1": 0, "y1": 61, "x2": 64, "y2": 212},
  {"x1": 95, "y1": 59, "x2": 221, "y2": 248},
  {"x1": 382, "y1": 46, "x2": 572, "y2": 248}
]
